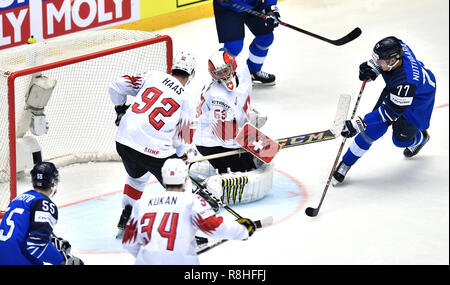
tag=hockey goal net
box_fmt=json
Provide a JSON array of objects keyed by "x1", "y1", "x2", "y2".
[{"x1": 0, "y1": 29, "x2": 173, "y2": 217}]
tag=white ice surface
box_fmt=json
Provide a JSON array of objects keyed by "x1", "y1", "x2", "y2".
[{"x1": 17, "y1": 0, "x2": 448, "y2": 265}]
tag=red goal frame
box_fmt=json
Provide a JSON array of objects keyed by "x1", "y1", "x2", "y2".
[{"x1": 1, "y1": 35, "x2": 173, "y2": 218}]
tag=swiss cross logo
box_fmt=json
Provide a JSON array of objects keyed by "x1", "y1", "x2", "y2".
[
  {"x1": 252, "y1": 140, "x2": 264, "y2": 152},
  {"x1": 170, "y1": 171, "x2": 175, "y2": 176},
  {"x1": 235, "y1": 123, "x2": 281, "y2": 164},
  {"x1": 226, "y1": 81, "x2": 234, "y2": 90}
]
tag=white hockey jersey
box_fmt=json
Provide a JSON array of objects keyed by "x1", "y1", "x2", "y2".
[
  {"x1": 122, "y1": 190, "x2": 249, "y2": 265},
  {"x1": 193, "y1": 66, "x2": 252, "y2": 149},
  {"x1": 109, "y1": 71, "x2": 193, "y2": 158}
]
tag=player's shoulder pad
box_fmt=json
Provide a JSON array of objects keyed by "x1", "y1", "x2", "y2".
[{"x1": 32, "y1": 197, "x2": 58, "y2": 227}]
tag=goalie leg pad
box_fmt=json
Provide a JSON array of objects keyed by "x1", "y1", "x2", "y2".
[{"x1": 205, "y1": 162, "x2": 274, "y2": 205}]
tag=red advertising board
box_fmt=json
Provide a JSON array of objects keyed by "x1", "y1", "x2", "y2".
[{"x1": 0, "y1": 0, "x2": 137, "y2": 50}]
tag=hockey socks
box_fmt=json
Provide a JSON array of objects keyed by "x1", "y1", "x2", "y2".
[
  {"x1": 342, "y1": 132, "x2": 375, "y2": 166},
  {"x1": 247, "y1": 35, "x2": 273, "y2": 72},
  {"x1": 334, "y1": 132, "x2": 377, "y2": 184}
]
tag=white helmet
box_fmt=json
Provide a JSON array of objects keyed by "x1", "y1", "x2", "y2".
[
  {"x1": 208, "y1": 50, "x2": 237, "y2": 91},
  {"x1": 161, "y1": 158, "x2": 189, "y2": 187},
  {"x1": 172, "y1": 51, "x2": 196, "y2": 85}
]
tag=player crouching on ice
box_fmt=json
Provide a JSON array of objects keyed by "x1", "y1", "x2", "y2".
[
  {"x1": 0, "y1": 162, "x2": 83, "y2": 265},
  {"x1": 191, "y1": 50, "x2": 273, "y2": 206},
  {"x1": 122, "y1": 159, "x2": 255, "y2": 265},
  {"x1": 333, "y1": 36, "x2": 436, "y2": 184}
]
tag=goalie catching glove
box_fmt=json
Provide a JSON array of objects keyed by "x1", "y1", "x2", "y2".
[
  {"x1": 236, "y1": 218, "x2": 256, "y2": 237},
  {"x1": 114, "y1": 104, "x2": 130, "y2": 126},
  {"x1": 51, "y1": 235, "x2": 84, "y2": 265}
]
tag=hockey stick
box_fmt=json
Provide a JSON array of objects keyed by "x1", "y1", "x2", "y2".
[
  {"x1": 191, "y1": 177, "x2": 274, "y2": 254},
  {"x1": 186, "y1": 130, "x2": 334, "y2": 164},
  {"x1": 305, "y1": 80, "x2": 368, "y2": 217},
  {"x1": 187, "y1": 94, "x2": 351, "y2": 165},
  {"x1": 196, "y1": 215, "x2": 273, "y2": 255},
  {"x1": 218, "y1": 0, "x2": 361, "y2": 46},
  {"x1": 191, "y1": 177, "x2": 274, "y2": 228}
]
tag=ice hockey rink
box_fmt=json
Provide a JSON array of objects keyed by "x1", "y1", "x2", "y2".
[{"x1": 14, "y1": 0, "x2": 448, "y2": 266}]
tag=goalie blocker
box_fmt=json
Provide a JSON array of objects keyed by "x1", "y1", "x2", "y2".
[{"x1": 191, "y1": 123, "x2": 278, "y2": 205}]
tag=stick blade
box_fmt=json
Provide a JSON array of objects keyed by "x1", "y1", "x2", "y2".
[
  {"x1": 255, "y1": 216, "x2": 274, "y2": 228},
  {"x1": 305, "y1": 207, "x2": 319, "y2": 217},
  {"x1": 332, "y1": 27, "x2": 362, "y2": 46},
  {"x1": 330, "y1": 94, "x2": 351, "y2": 137}
]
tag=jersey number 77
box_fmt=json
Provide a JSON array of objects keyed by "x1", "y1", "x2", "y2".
[{"x1": 132, "y1": 87, "x2": 180, "y2": 130}]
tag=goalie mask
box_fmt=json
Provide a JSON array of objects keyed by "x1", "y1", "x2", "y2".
[
  {"x1": 161, "y1": 159, "x2": 189, "y2": 189},
  {"x1": 208, "y1": 51, "x2": 237, "y2": 91},
  {"x1": 172, "y1": 51, "x2": 196, "y2": 85},
  {"x1": 31, "y1": 162, "x2": 60, "y2": 197}
]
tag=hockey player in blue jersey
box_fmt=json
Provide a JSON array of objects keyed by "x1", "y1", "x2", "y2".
[
  {"x1": 333, "y1": 36, "x2": 436, "y2": 183},
  {"x1": 0, "y1": 162, "x2": 83, "y2": 265},
  {"x1": 213, "y1": 0, "x2": 280, "y2": 85}
]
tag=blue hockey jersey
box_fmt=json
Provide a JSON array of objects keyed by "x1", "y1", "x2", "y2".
[
  {"x1": 0, "y1": 190, "x2": 64, "y2": 265},
  {"x1": 364, "y1": 41, "x2": 436, "y2": 130},
  {"x1": 218, "y1": 0, "x2": 277, "y2": 12}
]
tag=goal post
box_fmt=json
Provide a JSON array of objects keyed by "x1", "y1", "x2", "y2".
[{"x1": 0, "y1": 30, "x2": 173, "y2": 217}]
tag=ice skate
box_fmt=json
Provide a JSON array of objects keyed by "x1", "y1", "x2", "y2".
[
  {"x1": 115, "y1": 204, "x2": 132, "y2": 239},
  {"x1": 251, "y1": 70, "x2": 276, "y2": 86},
  {"x1": 332, "y1": 161, "x2": 351, "y2": 185},
  {"x1": 403, "y1": 130, "x2": 430, "y2": 158}
]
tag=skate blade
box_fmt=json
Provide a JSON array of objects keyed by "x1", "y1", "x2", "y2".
[
  {"x1": 252, "y1": 81, "x2": 276, "y2": 87},
  {"x1": 331, "y1": 177, "x2": 341, "y2": 187},
  {"x1": 116, "y1": 229, "x2": 125, "y2": 239}
]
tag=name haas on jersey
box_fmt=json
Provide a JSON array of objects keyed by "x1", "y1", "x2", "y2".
[{"x1": 162, "y1": 77, "x2": 184, "y2": 95}]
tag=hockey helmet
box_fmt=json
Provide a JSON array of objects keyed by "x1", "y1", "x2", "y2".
[
  {"x1": 161, "y1": 159, "x2": 189, "y2": 188},
  {"x1": 172, "y1": 51, "x2": 196, "y2": 85},
  {"x1": 372, "y1": 36, "x2": 403, "y2": 70},
  {"x1": 208, "y1": 50, "x2": 237, "y2": 91},
  {"x1": 31, "y1": 162, "x2": 59, "y2": 196}
]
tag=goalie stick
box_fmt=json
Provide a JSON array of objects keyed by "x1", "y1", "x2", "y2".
[
  {"x1": 218, "y1": 0, "x2": 361, "y2": 46},
  {"x1": 305, "y1": 80, "x2": 368, "y2": 217},
  {"x1": 187, "y1": 94, "x2": 351, "y2": 165}
]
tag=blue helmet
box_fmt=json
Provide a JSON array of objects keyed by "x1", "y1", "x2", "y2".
[{"x1": 31, "y1": 162, "x2": 59, "y2": 191}]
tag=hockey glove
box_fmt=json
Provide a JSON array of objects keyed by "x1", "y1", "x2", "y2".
[
  {"x1": 341, "y1": 116, "x2": 367, "y2": 138},
  {"x1": 359, "y1": 61, "x2": 380, "y2": 81},
  {"x1": 236, "y1": 218, "x2": 256, "y2": 237},
  {"x1": 264, "y1": 5, "x2": 280, "y2": 28},
  {"x1": 52, "y1": 235, "x2": 71, "y2": 253},
  {"x1": 51, "y1": 235, "x2": 84, "y2": 265},
  {"x1": 114, "y1": 104, "x2": 130, "y2": 126}
]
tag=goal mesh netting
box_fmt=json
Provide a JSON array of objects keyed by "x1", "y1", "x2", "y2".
[{"x1": 0, "y1": 29, "x2": 172, "y2": 216}]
